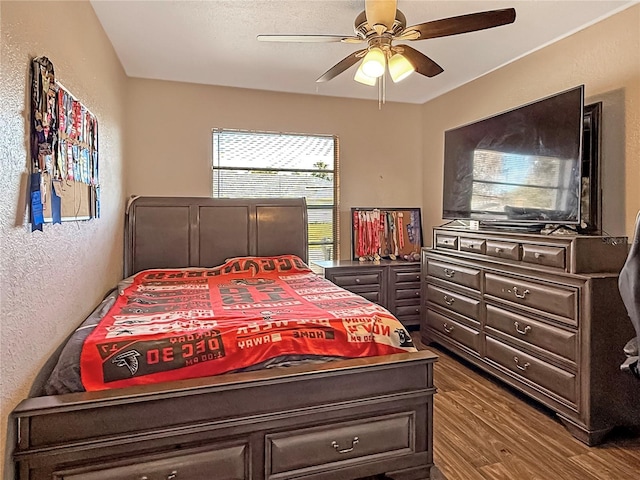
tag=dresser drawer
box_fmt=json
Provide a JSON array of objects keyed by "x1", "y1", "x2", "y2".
[
  {"x1": 58, "y1": 444, "x2": 247, "y2": 480},
  {"x1": 435, "y1": 234, "x2": 458, "y2": 250},
  {"x1": 426, "y1": 259, "x2": 481, "y2": 291},
  {"x1": 266, "y1": 413, "x2": 414, "y2": 477},
  {"x1": 485, "y1": 337, "x2": 577, "y2": 404},
  {"x1": 485, "y1": 305, "x2": 577, "y2": 362},
  {"x1": 486, "y1": 240, "x2": 521, "y2": 261},
  {"x1": 522, "y1": 244, "x2": 566, "y2": 269},
  {"x1": 427, "y1": 284, "x2": 481, "y2": 320},
  {"x1": 459, "y1": 237, "x2": 486, "y2": 254},
  {"x1": 484, "y1": 273, "x2": 577, "y2": 324},
  {"x1": 426, "y1": 309, "x2": 481, "y2": 353}
]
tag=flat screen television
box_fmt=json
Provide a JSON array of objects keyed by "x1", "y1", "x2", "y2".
[{"x1": 442, "y1": 85, "x2": 585, "y2": 227}]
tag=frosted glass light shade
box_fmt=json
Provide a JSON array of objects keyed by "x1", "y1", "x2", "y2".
[
  {"x1": 361, "y1": 47, "x2": 385, "y2": 78},
  {"x1": 354, "y1": 63, "x2": 376, "y2": 86},
  {"x1": 389, "y1": 53, "x2": 415, "y2": 83}
]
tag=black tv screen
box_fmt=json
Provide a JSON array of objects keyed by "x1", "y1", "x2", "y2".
[{"x1": 442, "y1": 85, "x2": 584, "y2": 225}]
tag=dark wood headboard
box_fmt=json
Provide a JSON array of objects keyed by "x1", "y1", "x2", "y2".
[{"x1": 124, "y1": 197, "x2": 308, "y2": 277}]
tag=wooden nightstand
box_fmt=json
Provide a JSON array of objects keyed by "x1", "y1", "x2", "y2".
[{"x1": 313, "y1": 260, "x2": 421, "y2": 328}]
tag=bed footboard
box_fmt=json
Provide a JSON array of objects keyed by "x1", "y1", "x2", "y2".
[{"x1": 12, "y1": 351, "x2": 437, "y2": 480}]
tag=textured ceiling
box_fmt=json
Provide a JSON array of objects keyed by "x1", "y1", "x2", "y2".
[{"x1": 90, "y1": 0, "x2": 637, "y2": 104}]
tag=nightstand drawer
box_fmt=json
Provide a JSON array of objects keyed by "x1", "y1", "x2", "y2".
[
  {"x1": 357, "y1": 290, "x2": 383, "y2": 304},
  {"x1": 395, "y1": 288, "x2": 421, "y2": 301},
  {"x1": 324, "y1": 268, "x2": 385, "y2": 304},
  {"x1": 328, "y1": 272, "x2": 382, "y2": 287},
  {"x1": 395, "y1": 304, "x2": 421, "y2": 318},
  {"x1": 392, "y1": 269, "x2": 421, "y2": 284},
  {"x1": 266, "y1": 413, "x2": 414, "y2": 476}
]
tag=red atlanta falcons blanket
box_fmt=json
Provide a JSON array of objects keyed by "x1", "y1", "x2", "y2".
[{"x1": 80, "y1": 255, "x2": 416, "y2": 391}]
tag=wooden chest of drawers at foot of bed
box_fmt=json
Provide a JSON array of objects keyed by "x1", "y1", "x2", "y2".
[
  {"x1": 420, "y1": 227, "x2": 640, "y2": 446},
  {"x1": 314, "y1": 260, "x2": 421, "y2": 328}
]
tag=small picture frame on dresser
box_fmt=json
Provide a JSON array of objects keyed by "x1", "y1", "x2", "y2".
[{"x1": 351, "y1": 207, "x2": 423, "y2": 261}]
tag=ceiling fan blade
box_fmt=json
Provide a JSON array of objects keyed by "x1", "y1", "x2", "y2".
[
  {"x1": 257, "y1": 34, "x2": 361, "y2": 43},
  {"x1": 404, "y1": 8, "x2": 516, "y2": 41},
  {"x1": 365, "y1": 0, "x2": 397, "y2": 32},
  {"x1": 316, "y1": 49, "x2": 367, "y2": 83},
  {"x1": 398, "y1": 45, "x2": 444, "y2": 78}
]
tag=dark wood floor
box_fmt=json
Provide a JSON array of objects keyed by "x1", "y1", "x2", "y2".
[{"x1": 423, "y1": 341, "x2": 640, "y2": 480}]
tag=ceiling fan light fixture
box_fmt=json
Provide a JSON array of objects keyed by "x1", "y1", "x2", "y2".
[
  {"x1": 388, "y1": 52, "x2": 415, "y2": 83},
  {"x1": 361, "y1": 47, "x2": 386, "y2": 78},
  {"x1": 260, "y1": 4, "x2": 517, "y2": 91},
  {"x1": 354, "y1": 63, "x2": 377, "y2": 86}
]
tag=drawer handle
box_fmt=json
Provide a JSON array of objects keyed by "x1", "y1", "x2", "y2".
[
  {"x1": 415, "y1": 274, "x2": 420, "y2": 280},
  {"x1": 415, "y1": 291, "x2": 420, "y2": 296},
  {"x1": 332, "y1": 436, "x2": 359, "y2": 454},
  {"x1": 443, "y1": 323, "x2": 454, "y2": 333},
  {"x1": 514, "y1": 322, "x2": 532, "y2": 335},
  {"x1": 443, "y1": 268, "x2": 455, "y2": 278},
  {"x1": 443, "y1": 295, "x2": 455, "y2": 305},
  {"x1": 355, "y1": 278, "x2": 360, "y2": 284},
  {"x1": 166, "y1": 472, "x2": 178, "y2": 480},
  {"x1": 534, "y1": 252, "x2": 543, "y2": 259},
  {"x1": 512, "y1": 287, "x2": 530, "y2": 299},
  {"x1": 415, "y1": 307, "x2": 420, "y2": 313},
  {"x1": 514, "y1": 356, "x2": 530, "y2": 371},
  {"x1": 495, "y1": 247, "x2": 503, "y2": 253}
]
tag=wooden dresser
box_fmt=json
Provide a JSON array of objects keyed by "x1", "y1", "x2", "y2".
[
  {"x1": 314, "y1": 260, "x2": 421, "y2": 328},
  {"x1": 421, "y1": 226, "x2": 640, "y2": 445}
]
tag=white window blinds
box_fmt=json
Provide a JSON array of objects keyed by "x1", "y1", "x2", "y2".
[{"x1": 212, "y1": 129, "x2": 339, "y2": 261}]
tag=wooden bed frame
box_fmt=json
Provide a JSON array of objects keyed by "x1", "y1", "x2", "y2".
[{"x1": 11, "y1": 196, "x2": 439, "y2": 480}]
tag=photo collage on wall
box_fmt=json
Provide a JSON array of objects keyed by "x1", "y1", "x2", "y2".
[
  {"x1": 30, "y1": 56, "x2": 99, "y2": 231},
  {"x1": 57, "y1": 84, "x2": 99, "y2": 186}
]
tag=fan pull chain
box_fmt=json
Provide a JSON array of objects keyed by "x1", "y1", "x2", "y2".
[
  {"x1": 383, "y1": 73, "x2": 386, "y2": 105},
  {"x1": 377, "y1": 73, "x2": 387, "y2": 110}
]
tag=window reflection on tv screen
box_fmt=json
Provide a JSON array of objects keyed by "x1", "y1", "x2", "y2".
[{"x1": 470, "y1": 150, "x2": 574, "y2": 216}]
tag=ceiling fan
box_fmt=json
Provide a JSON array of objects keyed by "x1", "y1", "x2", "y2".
[{"x1": 257, "y1": 0, "x2": 516, "y2": 86}]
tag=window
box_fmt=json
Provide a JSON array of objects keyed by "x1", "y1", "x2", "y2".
[
  {"x1": 212, "y1": 129, "x2": 339, "y2": 262},
  {"x1": 471, "y1": 149, "x2": 573, "y2": 214}
]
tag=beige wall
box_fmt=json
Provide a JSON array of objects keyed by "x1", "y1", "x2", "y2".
[
  {"x1": 421, "y1": 4, "x2": 640, "y2": 241},
  {"x1": 0, "y1": 1, "x2": 127, "y2": 478},
  {"x1": 126, "y1": 79, "x2": 424, "y2": 259},
  {"x1": 1, "y1": 2, "x2": 639, "y2": 478}
]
